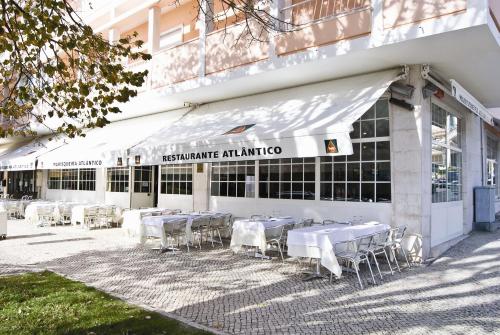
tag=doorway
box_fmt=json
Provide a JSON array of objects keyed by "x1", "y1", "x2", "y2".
[{"x1": 130, "y1": 166, "x2": 155, "y2": 209}]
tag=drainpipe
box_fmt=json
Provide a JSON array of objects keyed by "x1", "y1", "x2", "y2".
[{"x1": 480, "y1": 119, "x2": 485, "y2": 185}]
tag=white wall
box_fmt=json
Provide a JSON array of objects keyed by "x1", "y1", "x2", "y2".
[
  {"x1": 391, "y1": 65, "x2": 430, "y2": 258},
  {"x1": 210, "y1": 196, "x2": 392, "y2": 223},
  {"x1": 157, "y1": 194, "x2": 193, "y2": 212},
  {"x1": 431, "y1": 201, "x2": 464, "y2": 247}
]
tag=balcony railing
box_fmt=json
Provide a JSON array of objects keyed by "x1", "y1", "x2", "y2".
[{"x1": 280, "y1": 0, "x2": 370, "y2": 30}]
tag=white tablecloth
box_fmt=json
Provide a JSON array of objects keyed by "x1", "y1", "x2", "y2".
[
  {"x1": 122, "y1": 208, "x2": 173, "y2": 237},
  {"x1": 24, "y1": 202, "x2": 61, "y2": 225},
  {"x1": 71, "y1": 204, "x2": 122, "y2": 226},
  {"x1": 230, "y1": 217, "x2": 295, "y2": 255},
  {"x1": 287, "y1": 222, "x2": 390, "y2": 278}
]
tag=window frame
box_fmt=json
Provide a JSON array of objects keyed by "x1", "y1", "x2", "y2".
[
  {"x1": 319, "y1": 98, "x2": 392, "y2": 203},
  {"x1": 106, "y1": 167, "x2": 130, "y2": 193},
  {"x1": 431, "y1": 100, "x2": 463, "y2": 203},
  {"x1": 160, "y1": 164, "x2": 193, "y2": 195},
  {"x1": 133, "y1": 166, "x2": 153, "y2": 193},
  {"x1": 211, "y1": 161, "x2": 256, "y2": 198}
]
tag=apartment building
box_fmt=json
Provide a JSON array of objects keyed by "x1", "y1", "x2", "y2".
[{"x1": 1, "y1": 0, "x2": 500, "y2": 259}]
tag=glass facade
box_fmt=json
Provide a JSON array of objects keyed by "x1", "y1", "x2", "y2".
[
  {"x1": 160, "y1": 164, "x2": 193, "y2": 195},
  {"x1": 211, "y1": 161, "x2": 255, "y2": 198},
  {"x1": 106, "y1": 167, "x2": 129, "y2": 193},
  {"x1": 320, "y1": 99, "x2": 391, "y2": 202}
]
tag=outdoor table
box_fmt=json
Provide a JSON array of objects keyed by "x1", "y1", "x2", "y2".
[
  {"x1": 24, "y1": 202, "x2": 61, "y2": 225},
  {"x1": 287, "y1": 222, "x2": 390, "y2": 279},
  {"x1": 122, "y1": 208, "x2": 173, "y2": 237},
  {"x1": 230, "y1": 217, "x2": 296, "y2": 256},
  {"x1": 138, "y1": 212, "x2": 215, "y2": 248},
  {"x1": 71, "y1": 204, "x2": 122, "y2": 226}
]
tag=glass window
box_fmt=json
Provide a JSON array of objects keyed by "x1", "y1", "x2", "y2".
[
  {"x1": 47, "y1": 169, "x2": 61, "y2": 189},
  {"x1": 61, "y1": 169, "x2": 78, "y2": 190},
  {"x1": 106, "y1": 167, "x2": 129, "y2": 193},
  {"x1": 78, "y1": 168, "x2": 96, "y2": 191},
  {"x1": 320, "y1": 98, "x2": 391, "y2": 203},
  {"x1": 431, "y1": 103, "x2": 462, "y2": 203},
  {"x1": 161, "y1": 164, "x2": 192, "y2": 195},
  {"x1": 259, "y1": 158, "x2": 315, "y2": 200},
  {"x1": 212, "y1": 161, "x2": 255, "y2": 198},
  {"x1": 133, "y1": 166, "x2": 152, "y2": 193},
  {"x1": 486, "y1": 137, "x2": 498, "y2": 197}
]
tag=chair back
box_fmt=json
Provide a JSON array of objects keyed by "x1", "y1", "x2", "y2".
[
  {"x1": 264, "y1": 225, "x2": 284, "y2": 241},
  {"x1": 85, "y1": 206, "x2": 98, "y2": 217},
  {"x1": 323, "y1": 219, "x2": 351, "y2": 225},
  {"x1": 105, "y1": 206, "x2": 114, "y2": 216},
  {"x1": 191, "y1": 216, "x2": 210, "y2": 229},
  {"x1": 281, "y1": 223, "x2": 295, "y2": 242},
  {"x1": 37, "y1": 206, "x2": 54, "y2": 216},
  {"x1": 355, "y1": 234, "x2": 374, "y2": 254},
  {"x1": 394, "y1": 226, "x2": 407, "y2": 242},
  {"x1": 168, "y1": 218, "x2": 187, "y2": 235},
  {"x1": 376, "y1": 229, "x2": 391, "y2": 246},
  {"x1": 300, "y1": 218, "x2": 314, "y2": 227}
]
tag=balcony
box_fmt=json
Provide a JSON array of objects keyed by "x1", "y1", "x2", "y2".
[
  {"x1": 275, "y1": 0, "x2": 372, "y2": 55},
  {"x1": 110, "y1": 0, "x2": 496, "y2": 98}
]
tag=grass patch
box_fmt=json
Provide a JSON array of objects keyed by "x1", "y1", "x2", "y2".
[{"x1": 0, "y1": 271, "x2": 212, "y2": 335}]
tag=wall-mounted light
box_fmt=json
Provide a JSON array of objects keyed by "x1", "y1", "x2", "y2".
[
  {"x1": 390, "y1": 82, "x2": 415, "y2": 99},
  {"x1": 117, "y1": 157, "x2": 123, "y2": 166},
  {"x1": 390, "y1": 97, "x2": 415, "y2": 111},
  {"x1": 135, "y1": 155, "x2": 141, "y2": 165}
]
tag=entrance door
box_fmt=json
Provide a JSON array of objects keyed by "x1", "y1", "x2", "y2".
[
  {"x1": 7, "y1": 170, "x2": 35, "y2": 198},
  {"x1": 130, "y1": 166, "x2": 155, "y2": 209}
]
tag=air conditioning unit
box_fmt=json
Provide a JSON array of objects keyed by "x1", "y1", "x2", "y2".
[{"x1": 474, "y1": 186, "x2": 498, "y2": 232}]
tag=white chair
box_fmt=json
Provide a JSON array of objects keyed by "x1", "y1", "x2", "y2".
[
  {"x1": 166, "y1": 218, "x2": 189, "y2": 253},
  {"x1": 37, "y1": 206, "x2": 56, "y2": 227},
  {"x1": 83, "y1": 207, "x2": 99, "y2": 229},
  {"x1": 6, "y1": 202, "x2": 21, "y2": 219},
  {"x1": 59, "y1": 204, "x2": 72, "y2": 225},
  {"x1": 264, "y1": 225, "x2": 286, "y2": 262},
  {"x1": 333, "y1": 234, "x2": 377, "y2": 289}
]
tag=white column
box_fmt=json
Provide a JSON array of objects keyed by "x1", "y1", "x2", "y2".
[
  {"x1": 108, "y1": 28, "x2": 119, "y2": 44},
  {"x1": 198, "y1": 0, "x2": 214, "y2": 78},
  {"x1": 147, "y1": 6, "x2": 160, "y2": 54},
  {"x1": 370, "y1": 0, "x2": 385, "y2": 48}
]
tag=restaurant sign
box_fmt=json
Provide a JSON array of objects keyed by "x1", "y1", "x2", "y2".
[
  {"x1": 451, "y1": 80, "x2": 493, "y2": 125},
  {"x1": 132, "y1": 133, "x2": 354, "y2": 165}
]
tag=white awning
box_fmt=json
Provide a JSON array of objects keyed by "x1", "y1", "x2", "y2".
[
  {"x1": 0, "y1": 136, "x2": 65, "y2": 171},
  {"x1": 129, "y1": 69, "x2": 401, "y2": 165},
  {"x1": 37, "y1": 108, "x2": 188, "y2": 169}
]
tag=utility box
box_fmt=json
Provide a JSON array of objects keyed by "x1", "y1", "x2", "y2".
[{"x1": 474, "y1": 186, "x2": 498, "y2": 232}]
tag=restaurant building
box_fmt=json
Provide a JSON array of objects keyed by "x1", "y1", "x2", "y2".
[{"x1": 0, "y1": 0, "x2": 499, "y2": 260}]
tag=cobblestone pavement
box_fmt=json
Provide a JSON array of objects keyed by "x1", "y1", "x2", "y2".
[{"x1": 0, "y1": 220, "x2": 499, "y2": 335}]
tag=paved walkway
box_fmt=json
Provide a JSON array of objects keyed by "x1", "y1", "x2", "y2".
[{"x1": 0, "y1": 220, "x2": 499, "y2": 334}]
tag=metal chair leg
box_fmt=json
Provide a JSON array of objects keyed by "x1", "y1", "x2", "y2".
[
  {"x1": 353, "y1": 262, "x2": 363, "y2": 289},
  {"x1": 390, "y1": 247, "x2": 401, "y2": 272},
  {"x1": 383, "y1": 249, "x2": 394, "y2": 275},
  {"x1": 365, "y1": 257, "x2": 377, "y2": 285},
  {"x1": 277, "y1": 241, "x2": 284, "y2": 263},
  {"x1": 399, "y1": 246, "x2": 412, "y2": 268},
  {"x1": 371, "y1": 253, "x2": 383, "y2": 280}
]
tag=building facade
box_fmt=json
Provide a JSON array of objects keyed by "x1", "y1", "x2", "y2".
[{"x1": 1, "y1": 0, "x2": 499, "y2": 261}]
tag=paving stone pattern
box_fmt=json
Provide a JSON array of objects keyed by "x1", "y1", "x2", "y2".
[{"x1": 0, "y1": 220, "x2": 499, "y2": 335}]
